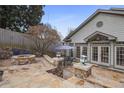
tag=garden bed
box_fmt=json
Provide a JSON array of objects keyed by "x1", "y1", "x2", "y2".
[
  {"x1": 47, "y1": 66, "x2": 74, "y2": 80},
  {"x1": 47, "y1": 68, "x2": 63, "y2": 78}
]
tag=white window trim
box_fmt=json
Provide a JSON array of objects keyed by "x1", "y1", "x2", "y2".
[
  {"x1": 80, "y1": 46, "x2": 88, "y2": 57},
  {"x1": 76, "y1": 46, "x2": 80, "y2": 58},
  {"x1": 91, "y1": 45, "x2": 110, "y2": 66},
  {"x1": 115, "y1": 46, "x2": 124, "y2": 69},
  {"x1": 91, "y1": 46, "x2": 99, "y2": 63}
]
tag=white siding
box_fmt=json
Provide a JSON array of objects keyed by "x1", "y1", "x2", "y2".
[{"x1": 70, "y1": 13, "x2": 124, "y2": 43}]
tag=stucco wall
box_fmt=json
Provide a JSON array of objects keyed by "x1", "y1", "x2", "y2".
[{"x1": 70, "y1": 13, "x2": 124, "y2": 43}]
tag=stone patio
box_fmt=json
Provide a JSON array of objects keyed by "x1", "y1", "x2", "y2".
[
  {"x1": 0, "y1": 57, "x2": 124, "y2": 88},
  {"x1": 0, "y1": 57, "x2": 82, "y2": 88}
]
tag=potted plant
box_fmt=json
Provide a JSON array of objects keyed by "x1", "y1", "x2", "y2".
[{"x1": 0, "y1": 70, "x2": 4, "y2": 81}]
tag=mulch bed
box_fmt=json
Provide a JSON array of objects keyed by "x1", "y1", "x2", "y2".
[{"x1": 47, "y1": 68, "x2": 63, "y2": 78}]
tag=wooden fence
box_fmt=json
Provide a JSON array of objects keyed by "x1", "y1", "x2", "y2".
[{"x1": 0, "y1": 28, "x2": 42, "y2": 51}]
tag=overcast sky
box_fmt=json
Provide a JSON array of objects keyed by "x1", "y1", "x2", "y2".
[{"x1": 42, "y1": 5, "x2": 124, "y2": 39}]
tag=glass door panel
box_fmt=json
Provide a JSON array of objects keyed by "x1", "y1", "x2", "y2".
[
  {"x1": 92, "y1": 47, "x2": 98, "y2": 62},
  {"x1": 116, "y1": 47, "x2": 124, "y2": 66},
  {"x1": 101, "y1": 47, "x2": 109, "y2": 63}
]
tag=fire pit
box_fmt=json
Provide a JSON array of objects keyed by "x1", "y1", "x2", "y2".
[{"x1": 12, "y1": 54, "x2": 36, "y2": 65}]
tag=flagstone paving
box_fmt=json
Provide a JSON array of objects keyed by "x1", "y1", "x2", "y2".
[
  {"x1": 0, "y1": 58, "x2": 82, "y2": 88},
  {"x1": 0, "y1": 57, "x2": 124, "y2": 88}
]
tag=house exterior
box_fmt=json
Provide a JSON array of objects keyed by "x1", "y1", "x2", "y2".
[{"x1": 64, "y1": 8, "x2": 124, "y2": 70}]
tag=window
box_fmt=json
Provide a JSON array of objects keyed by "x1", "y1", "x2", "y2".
[
  {"x1": 76, "y1": 46, "x2": 80, "y2": 58},
  {"x1": 116, "y1": 47, "x2": 124, "y2": 66},
  {"x1": 92, "y1": 47, "x2": 98, "y2": 61},
  {"x1": 82, "y1": 47, "x2": 87, "y2": 56},
  {"x1": 96, "y1": 21, "x2": 103, "y2": 28},
  {"x1": 101, "y1": 47, "x2": 109, "y2": 63}
]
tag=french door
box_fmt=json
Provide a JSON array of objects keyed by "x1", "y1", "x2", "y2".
[
  {"x1": 115, "y1": 46, "x2": 124, "y2": 69},
  {"x1": 91, "y1": 45, "x2": 110, "y2": 66}
]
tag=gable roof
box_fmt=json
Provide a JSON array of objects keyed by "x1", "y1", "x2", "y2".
[
  {"x1": 84, "y1": 31, "x2": 117, "y2": 42},
  {"x1": 64, "y1": 8, "x2": 124, "y2": 41}
]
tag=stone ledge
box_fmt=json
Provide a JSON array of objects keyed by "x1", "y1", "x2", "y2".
[
  {"x1": 43, "y1": 55, "x2": 56, "y2": 66},
  {"x1": 73, "y1": 63, "x2": 94, "y2": 71}
]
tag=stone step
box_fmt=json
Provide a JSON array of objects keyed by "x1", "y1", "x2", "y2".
[
  {"x1": 67, "y1": 76, "x2": 103, "y2": 88},
  {"x1": 91, "y1": 66, "x2": 124, "y2": 82},
  {"x1": 67, "y1": 76, "x2": 84, "y2": 86},
  {"x1": 86, "y1": 75, "x2": 124, "y2": 88},
  {"x1": 83, "y1": 81, "x2": 103, "y2": 88}
]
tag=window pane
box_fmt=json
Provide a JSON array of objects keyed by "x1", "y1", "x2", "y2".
[
  {"x1": 116, "y1": 47, "x2": 124, "y2": 66},
  {"x1": 82, "y1": 47, "x2": 87, "y2": 56},
  {"x1": 101, "y1": 47, "x2": 109, "y2": 63},
  {"x1": 76, "y1": 46, "x2": 80, "y2": 58},
  {"x1": 92, "y1": 47, "x2": 98, "y2": 61}
]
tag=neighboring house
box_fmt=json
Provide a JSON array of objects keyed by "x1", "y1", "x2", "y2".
[{"x1": 64, "y1": 8, "x2": 124, "y2": 70}]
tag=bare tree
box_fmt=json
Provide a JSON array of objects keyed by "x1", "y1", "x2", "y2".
[{"x1": 27, "y1": 24, "x2": 61, "y2": 56}]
